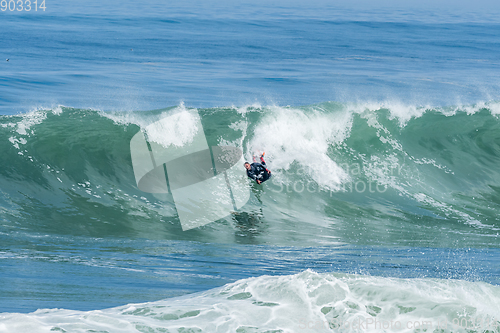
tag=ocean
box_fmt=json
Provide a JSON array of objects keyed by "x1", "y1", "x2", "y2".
[{"x1": 1, "y1": 0, "x2": 500, "y2": 332}]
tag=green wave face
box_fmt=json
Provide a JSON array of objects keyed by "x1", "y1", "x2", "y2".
[{"x1": 1, "y1": 102, "x2": 500, "y2": 247}]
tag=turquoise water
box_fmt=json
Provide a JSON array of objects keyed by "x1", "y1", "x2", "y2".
[{"x1": 1, "y1": 1, "x2": 500, "y2": 332}]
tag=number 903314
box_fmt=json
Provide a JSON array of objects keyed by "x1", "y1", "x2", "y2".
[{"x1": 1, "y1": 0, "x2": 46, "y2": 11}]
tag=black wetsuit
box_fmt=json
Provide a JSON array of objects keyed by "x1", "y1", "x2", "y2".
[{"x1": 246, "y1": 156, "x2": 271, "y2": 184}]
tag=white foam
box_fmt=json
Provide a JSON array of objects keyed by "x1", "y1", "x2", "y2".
[
  {"x1": 7, "y1": 137, "x2": 27, "y2": 150},
  {"x1": 15, "y1": 109, "x2": 47, "y2": 136},
  {"x1": 248, "y1": 106, "x2": 352, "y2": 191},
  {"x1": 489, "y1": 101, "x2": 500, "y2": 115},
  {"x1": 102, "y1": 103, "x2": 200, "y2": 148},
  {"x1": 435, "y1": 101, "x2": 500, "y2": 117},
  {"x1": 1, "y1": 270, "x2": 498, "y2": 333},
  {"x1": 342, "y1": 100, "x2": 430, "y2": 127},
  {"x1": 144, "y1": 108, "x2": 199, "y2": 148},
  {"x1": 51, "y1": 106, "x2": 63, "y2": 115},
  {"x1": 2, "y1": 106, "x2": 64, "y2": 150},
  {"x1": 336, "y1": 99, "x2": 500, "y2": 126},
  {"x1": 384, "y1": 101, "x2": 430, "y2": 126},
  {"x1": 235, "y1": 103, "x2": 262, "y2": 115},
  {"x1": 13, "y1": 105, "x2": 64, "y2": 136}
]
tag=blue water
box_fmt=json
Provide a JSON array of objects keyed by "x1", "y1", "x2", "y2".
[
  {"x1": 2, "y1": 1, "x2": 500, "y2": 114},
  {"x1": 1, "y1": 1, "x2": 500, "y2": 332}
]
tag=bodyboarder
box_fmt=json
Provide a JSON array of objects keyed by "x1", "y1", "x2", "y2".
[{"x1": 244, "y1": 153, "x2": 271, "y2": 185}]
